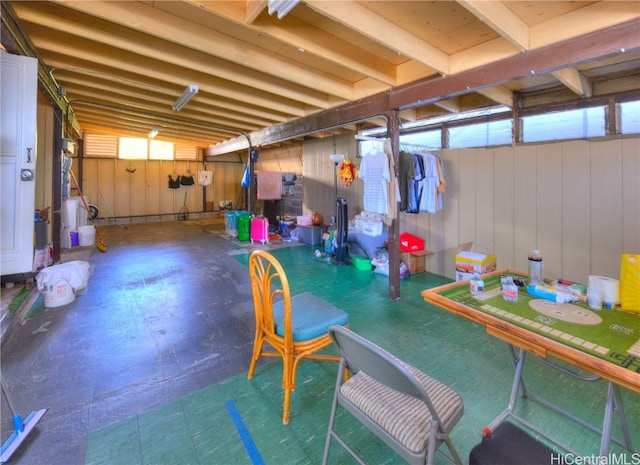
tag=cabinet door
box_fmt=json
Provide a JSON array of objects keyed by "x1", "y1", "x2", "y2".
[{"x1": 1, "y1": 52, "x2": 38, "y2": 275}]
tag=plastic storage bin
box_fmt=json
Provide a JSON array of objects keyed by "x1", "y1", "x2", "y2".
[
  {"x1": 296, "y1": 225, "x2": 323, "y2": 245},
  {"x1": 352, "y1": 256, "x2": 372, "y2": 271},
  {"x1": 225, "y1": 211, "x2": 240, "y2": 237}
]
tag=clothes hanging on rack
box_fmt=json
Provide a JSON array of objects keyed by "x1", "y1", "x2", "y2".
[
  {"x1": 281, "y1": 173, "x2": 297, "y2": 196},
  {"x1": 358, "y1": 147, "x2": 390, "y2": 214},
  {"x1": 399, "y1": 151, "x2": 416, "y2": 212},
  {"x1": 399, "y1": 150, "x2": 446, "y2": 214},
  {"x1": 383, "y1": 140, "x2": 400, "y2": 226}
]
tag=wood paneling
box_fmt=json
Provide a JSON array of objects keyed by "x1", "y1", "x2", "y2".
[
  {"x1": 621, "y1": 138, "x2": 640, "y2": 254},
  {"x1": 561, "y1": 141, "x2": 591, "y2": 282},
  {"x1": 71, "y1": 134, "x2": 637, "y2": 287},
  {"x1": 377, "y1": 137, "x2": 638, "y2": 283},
  {"x1": 493, "y1": 145, "x2": 515, "y2": 270},
  {"x1": 590, "y1": 139, "x2": 623, "y2": 277},
  {"x1": 302, "y1": 134, "x2": 362, "y2": 221},
  {"x1": 536, "y1": 143, "x2": 563, "y2": 278},
  {"x1": 74, "y1": 157, "x2": 244, "y2": 222},
  {"x1": 403, "y1": 137, "x2": 638, "y2": 283}
]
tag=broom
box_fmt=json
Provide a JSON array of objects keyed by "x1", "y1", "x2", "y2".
[{"x1": 69, "y1": 170, "x2": 108, "y2": 252}]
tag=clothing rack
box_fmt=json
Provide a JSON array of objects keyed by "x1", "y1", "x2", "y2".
[
  {"x1": 355, "y1": 135, "x2": 387, "y2": 142},
  {"x1": 400, "y1": 143, "x2": 438, "y2": 152}
]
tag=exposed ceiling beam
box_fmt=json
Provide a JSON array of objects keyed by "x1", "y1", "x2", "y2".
[
  {"x1": 392, "y1": 19, "x2": 640, "y2": 110},
  {"x1": 476, "y1": 86, "x2": 514, "y2": 108},
  {"x1": 552, "y1": 68, "x2": 593, "y2": 98},
  {"x1": 304, "y1": 0, "x2": 451, "y2": 75},
  {"x1": 51, "y1": 0, "x2": 354, "y2": 101},
  {"x1": 208, "y1": 18, "x2": 640, "y2": 155},
  {"x1": 457, "y1": 0, "x2": 529, "y2": 51},
  {"x1": 245, "y1": 0, "x2": 267, "y2": 24},
  {"x1": 186, "y1": 0, "x2": 398, "y2": 86}
]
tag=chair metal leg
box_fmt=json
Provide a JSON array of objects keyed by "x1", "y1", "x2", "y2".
[
  {"x1": 323, "y1": 359, "x2": 347, "y2": 465},
  {"x1": 443, "y1": 437, "x2": 464, "y2": 465}
]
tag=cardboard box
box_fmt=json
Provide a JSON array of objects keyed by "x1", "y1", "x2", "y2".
[
  {"x1": 455, "y1": 251, "x2": 497, "y2": 275},
  {"x1": 400, "y1": 250, "x2": 431, "y2": 274},
  {"x1": 399, "y1": 232, "x2": 424, "y2": 252},
  {"x1": 362, "y1": 220, "x2": 383, "y2": 237}
]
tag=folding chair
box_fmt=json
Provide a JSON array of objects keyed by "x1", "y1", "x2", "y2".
[{"x1": 323, "y1": 325, "x2": 464, "y2": 465}]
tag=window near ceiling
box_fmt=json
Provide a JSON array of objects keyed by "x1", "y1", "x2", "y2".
[
  {"x1": 84, "y1": 134, "x2": 118, "y2": 158},
  {"x1": 149, "y1": 140, "x2": 175, "y2": 160},
  {"x1": 448, "y1": 119, "x2": 512, "y2": 148},
  {"x1": 400, "y1": 130, "x2": 442, "y2": 150},
  {"x1": 521, "y1": 106, "x2": 606, "y2": 143},
  {"x1": 118, "y1": 137, "x2": 148, "y2": 160},
  {"x1": 84, "y1": 133, "x2": 198, "y2": 160},
  {"x1": 619, "y1": 100, "x2": 640, "y2": 134},
  {"x1": 175, "y1": 143, "x2": 198, "y2": 160}
]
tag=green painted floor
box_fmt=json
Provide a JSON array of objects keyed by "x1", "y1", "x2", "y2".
[{"x1": 85, "y1": 245, "x2": 639, "y2": 465}]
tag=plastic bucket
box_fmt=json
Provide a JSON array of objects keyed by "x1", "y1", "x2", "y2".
[
  {"x1": 62, "y1": 260, "x2": 90, "y2": 294},
  {"x1": 42, "y1": 278, "x2": 76, "y2": 308},
  {"x1": 78, "y1": 225, "x2": 96, "y2": 246}
]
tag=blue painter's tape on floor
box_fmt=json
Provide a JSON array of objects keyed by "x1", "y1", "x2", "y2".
[{"x1": 225, "y1": 399, "x2": 265, "y2": 465}]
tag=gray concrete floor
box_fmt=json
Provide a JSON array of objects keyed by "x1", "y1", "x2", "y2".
[{"x1": 1, "y1": 219, "x2": 261, "y2": 465}]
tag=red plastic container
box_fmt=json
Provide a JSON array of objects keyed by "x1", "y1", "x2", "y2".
[{"x1": 399, "y1": 232, "x2": 424, "y2": 252}]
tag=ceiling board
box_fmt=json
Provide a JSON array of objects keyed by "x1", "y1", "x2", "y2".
[{"x1": 1, "y1": 0, "x2": 637, "y2": 151}]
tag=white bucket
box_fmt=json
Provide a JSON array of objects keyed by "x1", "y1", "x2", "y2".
[
  {"x1": 61, "y1": 260, "x2": 90, "y2": 294},
  {"x1": 78, "y1": 225, "x2": 96, "y2": 246},
  {"x1": 42, "y1": 278, "x2": 76, "y2": 308}
]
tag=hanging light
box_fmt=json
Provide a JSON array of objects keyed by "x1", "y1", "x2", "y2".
[
  {"x1": 148, "y1": 128, "x2": 159, "y2": 139},
  {"x1": 329, "y1": 154, "x2": 345, "y2": 165},
  {"x1": 172, "y1": 85, "x2": 199, "y2": 112},
  {"x1": 267, "y1": 0, "x2": 300, "y2": 19}
]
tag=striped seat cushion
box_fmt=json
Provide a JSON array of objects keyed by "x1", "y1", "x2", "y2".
[{"x1": 339, "y1": 365, "x2": 463, "y2": 454}]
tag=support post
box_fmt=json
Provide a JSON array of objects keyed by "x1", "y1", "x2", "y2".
[{"x1": 388, "y1": 110, "x2": 401, "y2": 300}]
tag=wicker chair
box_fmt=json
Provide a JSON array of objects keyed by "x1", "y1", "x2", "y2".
[
  {"x1": 323, "y1": 325, "x2": 464, "y2": 465},
  {"x1": 247, "y1": 250, "x2": 349, "y2": 425}
]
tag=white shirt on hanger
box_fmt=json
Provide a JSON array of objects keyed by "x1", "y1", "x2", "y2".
[{"x1": 358, "y1": 148, "x2": 390, "y2": 214}]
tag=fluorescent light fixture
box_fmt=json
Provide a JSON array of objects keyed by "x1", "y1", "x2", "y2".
[
  {"x1": 329, "y1": 153, "x2": 345, "y2": 164},
  {"x1": 172, "y1": 84, "x2": 199, "y2": 112},
  {"x1": 148, "y1": 128, "x2": 159, "y2": 139},
  {"x1": 267, "y1": 0, "x2": 300, "y2": 19}
]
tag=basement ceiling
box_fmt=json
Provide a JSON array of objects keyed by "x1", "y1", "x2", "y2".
[{"x1": 2, "y1": 1, "x2": 639, "y2": 153}]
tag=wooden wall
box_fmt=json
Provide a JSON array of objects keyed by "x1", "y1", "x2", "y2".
[
  {"x1": 70, "y1": 140, "x2": 305, "y2": 222},
  {"x1": 301, "y1": 133, "x2": 363, "y2": 221},
  {"x1": 75, "y1": 157, "x2": 244, "y2": 221},
  {"x1": 35, "y1": 95, "x2": 55, "y2": 241},
  {"x1": 60, "y1": 126, "x2": 639, "y2": 286},
  {"x1": 396, "y1": 137, "x2": 640, "y2": 284}
]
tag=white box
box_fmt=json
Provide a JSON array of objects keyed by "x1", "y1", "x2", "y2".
[
  {"x1": 456, "y1": 271, "x2": 474, "y2": 282},
  {"x1": 362, "y1": 220, "x2": 383, "y2": 236}
]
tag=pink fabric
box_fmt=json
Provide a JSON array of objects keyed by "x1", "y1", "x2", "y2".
[{"x1": 256, "y1": 171, "x2": 282, "y2": 200}]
